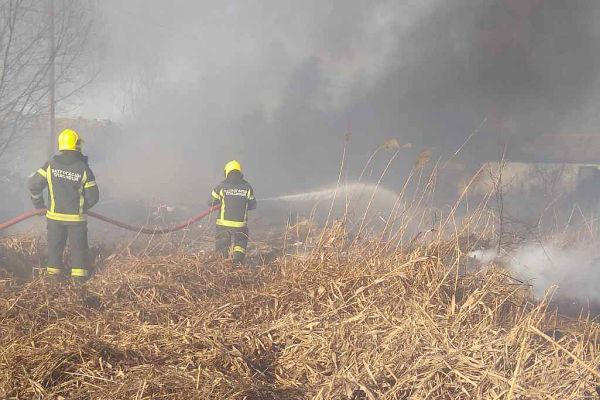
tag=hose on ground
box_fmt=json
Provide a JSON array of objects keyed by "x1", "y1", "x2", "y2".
[{"x1": 0, "y1": 205, "x2": 220, "y2": 234}]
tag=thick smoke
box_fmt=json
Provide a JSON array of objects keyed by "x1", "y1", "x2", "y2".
[
  {"x1": 470, "y1": 243, "x2": 600, "y2": 304},
  {"x1": 77, "y1": 0, "x2": 600, "y2": 205},
  {"x1": 511, "y1": 243, "x2": 600, "y2": 302}
]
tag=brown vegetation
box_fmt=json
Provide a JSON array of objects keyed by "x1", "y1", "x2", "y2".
[{"x1": 0, "y1": 226, "x2": 598, "y2": 400}]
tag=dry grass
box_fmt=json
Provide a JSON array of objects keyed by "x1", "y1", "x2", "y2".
[
  {"x1": 0, "y1": 227, "x2": 599, "y2": 399},
  {"x1": 0, "y1": 235, "x2": 42, "y2": 280}
]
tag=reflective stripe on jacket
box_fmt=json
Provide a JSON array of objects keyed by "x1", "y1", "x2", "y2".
[
  {"x1": 28, "y1": 151, "x2": 99, "y2": 223},
  {"x1": 209, "y1": 171, "x2": 256, "y2": 227}
]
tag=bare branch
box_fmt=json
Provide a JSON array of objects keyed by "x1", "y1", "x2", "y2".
[{"x1": 0, "y1": 0, "x2": 99, "y2": 160}]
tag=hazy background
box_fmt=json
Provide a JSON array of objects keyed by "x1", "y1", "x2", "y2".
[
  {"x1": 0, "y1": 0, "x2": 598, "y2": 305},
  {"x1": 63, "y1": 0, "x2": 600, "y2": 205}
]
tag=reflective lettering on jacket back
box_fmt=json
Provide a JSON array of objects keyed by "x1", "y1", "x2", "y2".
[
  {"x1": 223, "y1": 188, "x2": 248, "y2": 197},
  {"x1": 52, "y1": 169, "x2": 82, "y2": 182}
]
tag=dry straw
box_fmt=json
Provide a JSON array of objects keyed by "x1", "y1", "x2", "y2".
[
  {"x1": 0, "y1": 223, "x2": 598, "y2": 399},
  {"x1": 0, "y1": 143, "x2": 598, "y2": 399}
]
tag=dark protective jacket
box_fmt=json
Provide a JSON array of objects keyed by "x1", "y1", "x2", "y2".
[
  {"x1": 209, "y1": 171, "x2": 256, "y2": 227},
  {"x1": 28, "y1": 150, "x2": 99, "y2": 223}
]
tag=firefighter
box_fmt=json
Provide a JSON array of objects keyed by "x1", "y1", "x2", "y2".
[
  {"x1": 28, "y1": 129, "x2": 99, "y2": 281},
  {"x1": 209, "y1": 160, "x2": 256, "y2": 265}
]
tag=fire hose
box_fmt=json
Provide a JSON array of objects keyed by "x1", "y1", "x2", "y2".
[{"x1": 0, "y1": 205, "x2": 220, "y2": 234}]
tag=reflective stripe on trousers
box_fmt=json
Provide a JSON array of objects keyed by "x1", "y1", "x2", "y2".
[{"x1": 71, "y1": 268, "x2": 89, "y2": 277}]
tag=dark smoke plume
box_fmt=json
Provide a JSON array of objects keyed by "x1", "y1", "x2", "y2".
[{"x1": 81, "y1": 0, "x2": 600, "y2": 201}]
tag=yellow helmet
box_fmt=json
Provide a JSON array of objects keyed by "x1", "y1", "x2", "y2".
[
  {"x1": 224, "y1": 160, "x2": 242, "y2": 177},
  {"x1": 57, "y1": 129, "x2": 82, "y2": 151}
]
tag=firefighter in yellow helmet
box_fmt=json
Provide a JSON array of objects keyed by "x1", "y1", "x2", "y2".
[
  {"x1": 28, "y1": 129, "x2": 99, "y2": 281},
  {"x1": 208, "y1": 160, "x2": 256, "y2": 265}
]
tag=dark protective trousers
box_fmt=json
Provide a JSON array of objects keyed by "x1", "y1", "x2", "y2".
[
  {"x1": 215, "y1": 225, "x2": 248, "y2": 264},
  {"x1": 46, "y1": 219, "x2": 89, "y2": 278}
]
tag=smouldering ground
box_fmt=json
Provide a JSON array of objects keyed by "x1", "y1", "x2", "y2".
[{"x1": 0, "y1": 231, "x2": 599, "y2": 399}]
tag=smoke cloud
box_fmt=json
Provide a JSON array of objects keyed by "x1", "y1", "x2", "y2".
[
  {"x1": 71, "y1": 0, "x2": 600, "y2": 205},
  {"x1": 510, "y1": 243, "x2": 600, "y2": 303},
  {"x1": 470, "y1": 243, "x2": 600, "y2": 304}
]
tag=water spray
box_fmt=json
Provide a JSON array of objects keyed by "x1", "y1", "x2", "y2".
[{"x1": 261, "y1": 183, "x2": 398, "y2": 203}]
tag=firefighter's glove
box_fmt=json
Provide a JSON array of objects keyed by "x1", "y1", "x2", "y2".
[{"x1": 31, "y1": 195, "x2": 45, "y2": 210}]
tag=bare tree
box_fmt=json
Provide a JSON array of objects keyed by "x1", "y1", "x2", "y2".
[{"x1": 0, "y1": 0, "x2": 98, "y2": 159}]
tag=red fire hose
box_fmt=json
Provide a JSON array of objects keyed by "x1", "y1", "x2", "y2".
[{"x1": 0, "y1": 205, "x2": 220, "y2": 234}]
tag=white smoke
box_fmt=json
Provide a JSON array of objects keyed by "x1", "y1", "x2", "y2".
[
  {"x1": 467, "y1": 248, "x2": 499, "y2": 266},
  {"x1": 469, "y1": 242, "x2": 600, "y2": 302}
]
